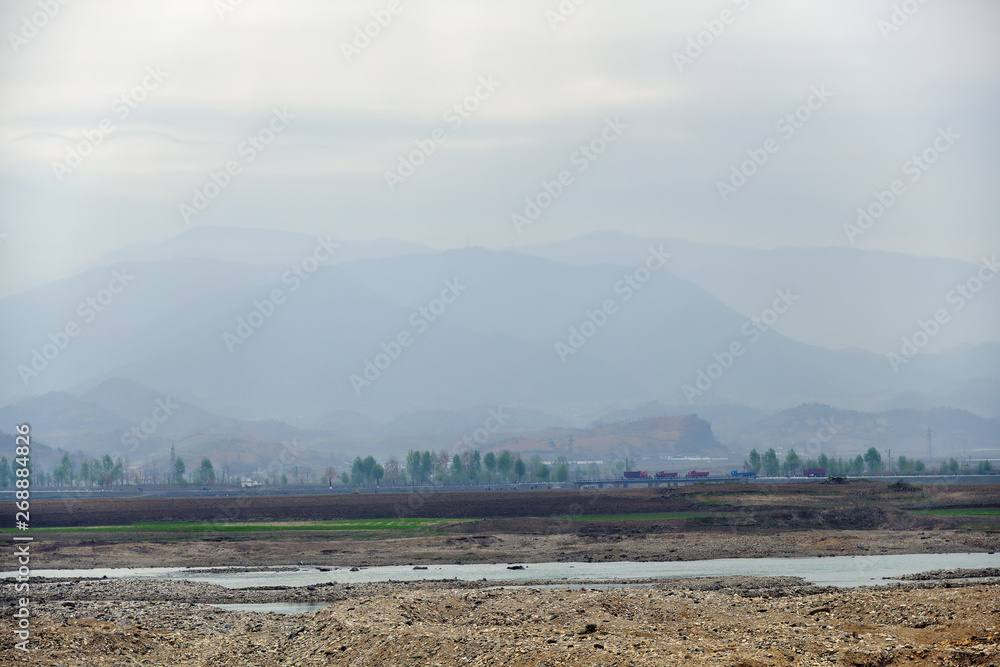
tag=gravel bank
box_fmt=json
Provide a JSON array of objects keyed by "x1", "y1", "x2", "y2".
[
  {"x1": 4, "y1": 577, "x2": 997, "y2": 666},
  {"x1": 897, "y1": 567, "x2": 1000, "y2": 581}
]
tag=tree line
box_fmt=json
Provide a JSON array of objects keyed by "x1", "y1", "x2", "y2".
[
  {"x1": 744, "y1": 447, "x2": 992, "y2": 476},
  {"x1": 334, "y1": 449, "x2": 575, "y2": 487},
  {"x1": 0, "y1": 454, "x2": 216, "y2": 488},
  {"x1": 1, "y1": 446, "x2": 990, "y2": 490}
]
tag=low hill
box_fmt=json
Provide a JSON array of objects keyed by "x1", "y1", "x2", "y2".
[
  {"x1": 493, "y1": 415, "x2": 728, "y2": 461},
  {"x1": 732, "y1": 403, "x2": 1000, "y2": 460}
]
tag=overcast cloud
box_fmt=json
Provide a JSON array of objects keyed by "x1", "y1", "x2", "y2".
[{"x1": 1, "y1": 0, "x2": 998, "y2": 293}]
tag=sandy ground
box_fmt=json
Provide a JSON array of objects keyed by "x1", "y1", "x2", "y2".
[{"x1": 6, "y1": 530, "x2": 999, "y2": 665}]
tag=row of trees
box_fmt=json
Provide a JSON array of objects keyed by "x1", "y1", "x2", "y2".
[
  {"x1": 344, "y1": 449, "x2": 573, "y2": 486},
  {"x1": 0, "y1": 448, "x2": 556, "y2": 490},
  {"x1": 744, "y1": 447, "x2": 992, "y2": 476},
  {"x1": 2, "y1": 448, "x2": 991, "y2": 490},
  {"x1": 0, "y1": 454, "x2": 215, "y2": 488},
  {"x1": 399, "y1": 449, "x2": 571, "y2": 485},
  {"x1": 746, "y1": 447, "x2": 889, "y2": 476},
  {"x1": 345, "y1": 455, "x2": 384, "y2": 487},
  {"x1": 0, "y1": 454, "x2": 126, "y2": 488},
  {"x1": 327, "y1": 451, "x2": 618, "y2": 488}
]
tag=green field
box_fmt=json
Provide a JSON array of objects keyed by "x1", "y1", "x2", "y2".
[
  {"x1": 0, "y1": 512, "x2": 718, "y2": 535},
  {"x1": 0, "y1": 517, "x2": 471, "y2": 535},
  {"x1": 554, "y1": 512, "x2": 712, "y2": 521},
  {"x1": 911, "y1": 508, "x2": 1000, "y2": 516}
]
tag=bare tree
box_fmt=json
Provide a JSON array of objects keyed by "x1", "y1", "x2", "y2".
[
  {"x1": 385, "y1": 456, "x2": 400, "y2": 486},
  {"x1": 436, "y1": 450, "x2": 450, "y2": 478}
]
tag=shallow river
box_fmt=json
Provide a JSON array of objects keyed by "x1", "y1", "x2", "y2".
[{"x1": 10, "y1": 552, "x2": 998, "y2": 590}]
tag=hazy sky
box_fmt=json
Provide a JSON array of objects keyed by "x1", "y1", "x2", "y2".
[{"x1": 1, "y1": 0, "x2": 998, "y2": 290}]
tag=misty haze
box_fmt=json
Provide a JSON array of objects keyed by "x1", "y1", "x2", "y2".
[{"x1": 1, "y1": 1, "x2": 998, "y2": 665}]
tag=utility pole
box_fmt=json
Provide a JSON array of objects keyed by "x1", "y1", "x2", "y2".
[{"x1": 927, "y1": 427, "x2": 932, "y2": 462}]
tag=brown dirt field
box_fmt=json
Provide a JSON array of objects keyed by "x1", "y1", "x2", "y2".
[
  {"x1": 24, "y1": 481, "x2": 1000, "y2": 528},
  {"x1": 20, "y1": 481, "x2": 1000, "y2": 568},
  {"x1": 28, "y1": 487, "x2": 698, "y2": 527}
]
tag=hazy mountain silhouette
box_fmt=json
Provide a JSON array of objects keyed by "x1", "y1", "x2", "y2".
[
  {"x1": 520, "y1": 231, "x2": 1000, "y2": 354},
  {"x1": 731, "y1": 402, "x2": 1000, "y2": 460},
  {"x1": 2, "y1": 228, "x2": 997, "y2": 436}
]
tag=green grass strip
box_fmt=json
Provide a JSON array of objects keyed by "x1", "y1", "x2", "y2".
[
  {"x1": 555, "y1": 512, "x2": 713, "y2": 521},
  {"x1": 0, "y1": 517, "x2": 472, "y2": 534},
  {"x1": 2, "y1": 512, "x2": 724, "y2": 533},
  {"x1": 911, "y1": 508, "x2": 1000, "y2": 516}
]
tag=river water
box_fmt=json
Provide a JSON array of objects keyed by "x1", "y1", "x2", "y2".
[{"x1": 10, "y1": 552, "x2": 998, "y2": 590}]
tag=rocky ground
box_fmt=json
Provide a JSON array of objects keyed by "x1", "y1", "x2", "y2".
[
  {"x1": 7, "y1": 484, "x2": 999, "y2": 664},
  {"x1": 3, "y1": 576, "x2": 998, "y2": 666}
]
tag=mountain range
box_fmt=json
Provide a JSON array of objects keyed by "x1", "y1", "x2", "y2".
[
  {"x1": 1, "y1": 226, "x2": 997, "y2": 472},
  {"x1": 2, "y1": 380, "x2": 996, "y2": 479}
]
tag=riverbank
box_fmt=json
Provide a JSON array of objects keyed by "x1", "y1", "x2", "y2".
[
  {"x1": 25, "y1": 526, "x2": 1000, "y2": 569},
  {"x1": 15, "y1": 481, "x2": 1000, "y2": 570},
  {"x1": 5, "y1": 576, "x2": 997, "y2": 666},
  {"x1": 7, "y1": 482, "x2": 998, "y2": 664}
]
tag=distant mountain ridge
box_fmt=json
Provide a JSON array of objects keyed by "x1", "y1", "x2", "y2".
[
  {"x1": 96, "y1": 226, "x2": 435, "y2": 267},
  {"x1": 0, "y1": 380, "x2": 727, "y2": 473},
  {"x1": 519, "y1": 231, "x2": 1000, "y2": 354},
  {"x1": 1, "y1": 227, "x2": 997, "y2": 436},
  {"x1": 495, "y1": 414, "x2": 729, "y2": 461},
  {"x1": 2, "y1": 378, "x2": 994, "y2": 477},
  {"x1": 729, "y1": 402, "x2": 1000, "y2": 460}
]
